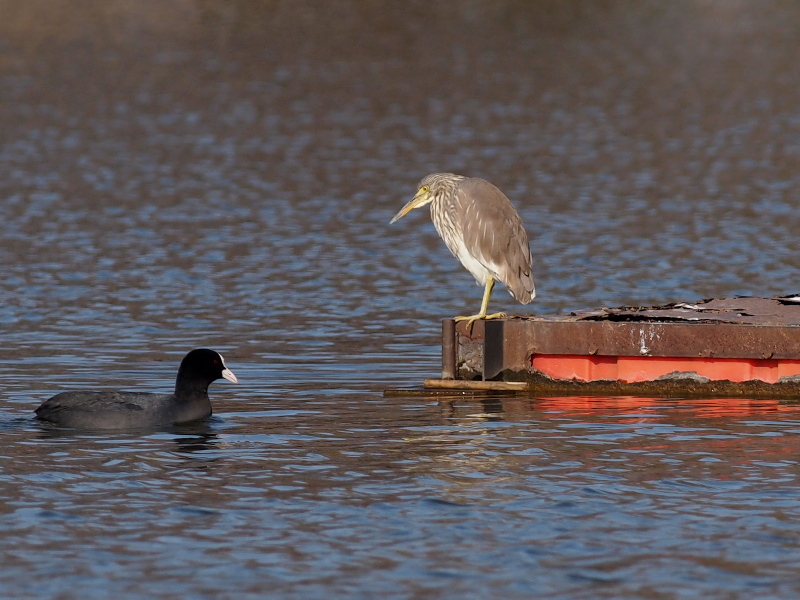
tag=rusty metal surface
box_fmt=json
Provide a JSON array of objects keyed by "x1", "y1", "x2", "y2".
[
  {"x1": 449, "y1": 297, "x2": 800, "y2": 381},
  {"x1": 550, "y1": 295, "x2": 800, "y2": 326},
  {"x1": 441, "y1": 319, "x2": 456, "y2": 380},
  {"x1": 423, "y1": 379, "x2": 528, "y2": 391},
  {"x1": 502, "y1": 320, "x2": 800, "y2": 359},
  {"x1": 455, "y1": 320, "x2": 485, "y2": 380},
  {"x1": 510, "y1": 296, "x2": 800, "y2": 359}
]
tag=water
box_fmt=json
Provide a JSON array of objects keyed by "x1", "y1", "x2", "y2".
[{"x1": 1, "y1": 1, "x2": 800, "y2": 597}]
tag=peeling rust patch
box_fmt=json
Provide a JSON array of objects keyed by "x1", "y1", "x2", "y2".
[{"x1": 562, "y1": 295, "x2": 800, "y2": 326}]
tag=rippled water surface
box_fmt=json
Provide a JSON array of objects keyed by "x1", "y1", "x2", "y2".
[{"x1": 2, "y1": 1, "x2": 800, "y2": 598}]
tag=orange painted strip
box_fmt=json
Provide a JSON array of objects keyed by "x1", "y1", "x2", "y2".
[{"x1": 530, "y1": 355, "x2": 800, "y2": 384}]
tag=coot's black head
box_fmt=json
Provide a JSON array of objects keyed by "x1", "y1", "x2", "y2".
[{"x1": 175, "y1": 349, "x2": 238, "y2": 396}]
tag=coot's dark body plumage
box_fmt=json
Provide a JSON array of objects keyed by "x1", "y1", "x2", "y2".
[{"x1": 35, "y1": 349, "x2": 238, "y2": 429}]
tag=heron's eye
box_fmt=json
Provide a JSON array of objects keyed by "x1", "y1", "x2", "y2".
[{"x1": 421, "y1": 186, "x2": 429, "y2": 193}]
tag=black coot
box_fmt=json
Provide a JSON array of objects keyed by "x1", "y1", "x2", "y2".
[{"x1": 35, "y1": 348, "x2": 238, "y2": 429}]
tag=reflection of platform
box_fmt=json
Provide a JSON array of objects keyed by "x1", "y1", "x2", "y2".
[{"x1": 427, "y1": 296, "x2": 800, "y2": 398}]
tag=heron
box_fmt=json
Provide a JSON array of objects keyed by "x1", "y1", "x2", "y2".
[{"x1": 390, "y1": 173, "x2": 535, "y2": 329}]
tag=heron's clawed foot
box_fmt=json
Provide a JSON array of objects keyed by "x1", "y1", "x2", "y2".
[{"x1": 454, "y1": 311, "x2": 507, "y2": 333}]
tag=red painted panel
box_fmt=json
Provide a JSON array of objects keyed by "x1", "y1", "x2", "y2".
[{"x1": 531, "y1": 355, "x2": 800, "y2": 384}]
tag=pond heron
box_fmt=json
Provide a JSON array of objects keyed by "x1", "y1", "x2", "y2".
[{"x1": 390, "y1": 173, "x2": 535, "y2": 329}]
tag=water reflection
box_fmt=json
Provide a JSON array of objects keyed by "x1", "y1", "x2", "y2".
[
  {"x1": 438, "y1": 394, "x2": 800, "y2": 421},
  {"x1": 170, "y1": 432, "x2": 219, "y2": 455}
]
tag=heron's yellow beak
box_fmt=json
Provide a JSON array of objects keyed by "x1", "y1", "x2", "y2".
[{"x1": 390, "y1": 189, "x2": 428, "y2": 224}]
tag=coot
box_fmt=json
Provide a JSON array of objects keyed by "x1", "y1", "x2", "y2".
[{"x1": 35, "y1": 348, "x2": 238, "y2": 429}]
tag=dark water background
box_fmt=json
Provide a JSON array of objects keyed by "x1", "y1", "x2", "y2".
[{"x1": 1, "y1": 1, "x2": 800, "y2": 597}]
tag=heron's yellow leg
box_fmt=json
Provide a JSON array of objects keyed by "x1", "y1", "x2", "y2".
[{"x1": 454, "y1": 277, "x2": 507, "y2": 332}]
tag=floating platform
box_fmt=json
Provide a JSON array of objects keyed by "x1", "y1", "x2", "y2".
[{"x1": 424, "y1": 296, "x2": 800, "y2": 398}]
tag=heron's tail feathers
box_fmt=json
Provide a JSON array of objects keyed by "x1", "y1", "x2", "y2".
[{"x1": 504, "y1": 265, "x2": 535, "y2": 304}]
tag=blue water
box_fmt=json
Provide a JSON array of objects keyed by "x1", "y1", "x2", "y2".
[
  {"x1": 5, "y1": 397, "x2": 800, "y2": 598},
  {"x1": 2, "y1": 2, "x2": 800, "y2": 598}
]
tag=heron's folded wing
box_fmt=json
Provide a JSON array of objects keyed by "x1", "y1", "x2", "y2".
[{"x1": 456, "y1": 178, "x2": 535, "y2": 303}]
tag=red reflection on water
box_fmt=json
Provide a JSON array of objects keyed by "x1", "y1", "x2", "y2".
[{"x1": 491, "y1": 395, "x2": 800, "y2": 420}]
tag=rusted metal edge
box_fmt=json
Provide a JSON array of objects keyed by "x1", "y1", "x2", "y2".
[
  {"x1": 424, "y1": 378, "x2": 529, "y2": 391},
  {"x1": 441, "y1": 319, "x2": 456, "y2": 379},
  {"x1": 482, "y1": 320, "x2": 800, "y2": 367},
  {"x1": 383, "y1": 388, "x2": 520, "y2": 396},
  {"x1": 384, "y1": 375, "x2": 800, "y2": 399}
]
